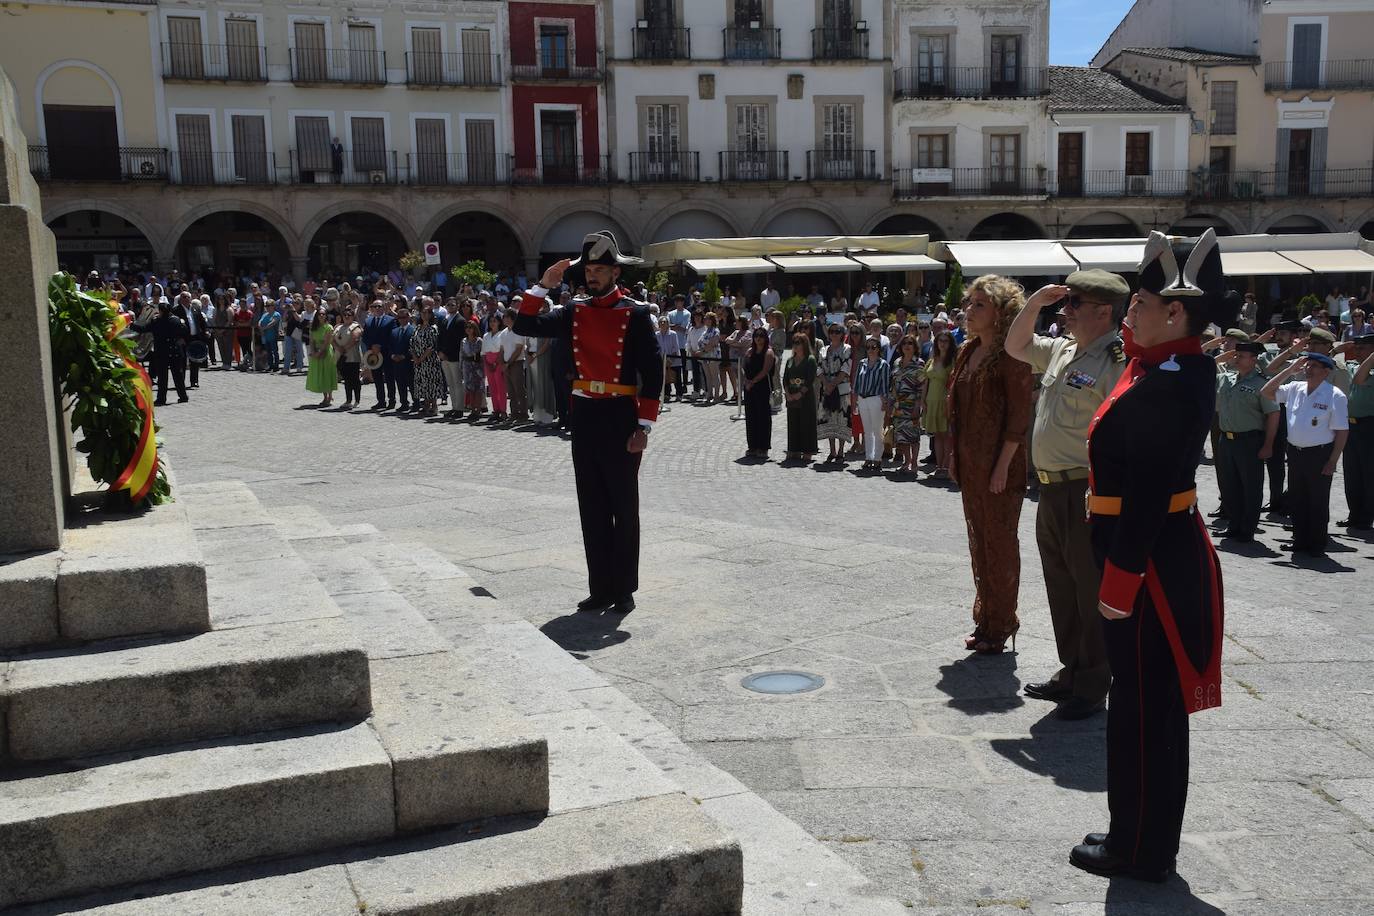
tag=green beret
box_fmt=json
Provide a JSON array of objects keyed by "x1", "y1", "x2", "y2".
[
  {"x1": 1224, "y1": 328, "x2": 1251, "y2": 341},
  {"x1": 1308, "y1": 327, "x2": 1336, "y2": 344},
  {"x1": 1066, "y1": 269, "x2": 1130, "y2": 305}
]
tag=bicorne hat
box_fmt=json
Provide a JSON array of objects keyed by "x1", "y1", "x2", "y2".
[
  {"x1": 569, "y1": 231, "x2": 643, "y2": 268},
  {"x1": 1137, "y1": 228, "x2": 1225, "y2": 305}
]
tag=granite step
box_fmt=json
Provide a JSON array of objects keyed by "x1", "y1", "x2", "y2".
[
  {"x1": 1, "y1": 617, "x2": 371, "y2": 763},
  {"x1": 5, "y1": 794, "x2": 744, "y2": 916},
  {"x1": 0, "y1": 722, "x2": 396, "y2": 909}
]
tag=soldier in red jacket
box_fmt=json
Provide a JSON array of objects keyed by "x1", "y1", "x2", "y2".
[
  {"x1": 514, "y1": 232, "x2": 663, "y2": 615},
  {"x1": 1071, "y1": 229, "x2": 1234, "y2": 883}
]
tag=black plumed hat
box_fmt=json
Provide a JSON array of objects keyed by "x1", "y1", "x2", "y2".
[
  {"x1": 1137, "y1": 229, "x2": 1237, "y2": 329},
  {"x1": 569, "y1": 231, "x2": 643, "y2": 267}
]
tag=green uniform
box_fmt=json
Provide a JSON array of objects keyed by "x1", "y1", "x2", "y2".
[
  {"x1": 1214, "y1": 367, "x2": 1278, "y2": 540},
  {"x1": 1022, "y1": 331, "x2": 1127, "y2": 704},
  {"x1": 1343, "y1": 371, "x2": 1374, "y2": 528},
  {"x1": 1260, "y1": 346, "x2": 1292, "y2": 511}
]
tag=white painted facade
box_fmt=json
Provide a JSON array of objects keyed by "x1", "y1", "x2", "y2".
[
  {"x1": 1091, "y1": 0, "x2": 1261, "y2": 66},
  {"x1": 1047, "y1": 110, "x2": 1192, "y2": 197}
]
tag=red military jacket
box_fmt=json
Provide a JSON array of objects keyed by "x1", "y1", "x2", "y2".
[{"x1": 514, "y1": 285, "x2": 663, "y2": 425}]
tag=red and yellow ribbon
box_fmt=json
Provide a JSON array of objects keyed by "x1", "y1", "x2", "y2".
[{"x1": 106, "y1": 310, "x2": 159, "y2": 503}]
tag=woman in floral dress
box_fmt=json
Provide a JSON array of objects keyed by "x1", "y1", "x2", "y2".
[
  {"x1": 890, "y1": 335, "x2": 925, "y2": 474},
  {"x1": 459, "y1": 319, "x2": 486, "y2": 418},
  {"x1": 817, "y1": 324, "x2": 853, "y2": 462},
  {"x1": 410, "y1": 305, "x2": 444, "y2": 417}
]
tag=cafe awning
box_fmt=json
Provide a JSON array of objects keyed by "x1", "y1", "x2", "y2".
[
  {"x1": 944, "y1": 241, "x2": 1079, "y2": 276},
  {"x1": 1219, "y1": 251, "x2": 1312, "y2": 276},
  {"x1": 642, "y1": 234, "x2": 930, "y2": 266},
  {"x1": 770, "y1": 255, "x2": 865, "y2": 272},
  {"x1": 683, "y1": 257, "x2": 776, "y2": 275},
  {"x1": 1064, "y1": 243, "x2": 1146, "y2": 273},
  {"x1": 1276, "y1": 248, "x2": 1374, "y2": 274},
  {"x1": 851, "y1": 253, "x2": 946, "y2": 271}
]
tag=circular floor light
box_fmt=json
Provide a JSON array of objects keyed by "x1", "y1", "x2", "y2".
[{"x1": 741, "y1": 671, "x2": 825, "y2": 695}]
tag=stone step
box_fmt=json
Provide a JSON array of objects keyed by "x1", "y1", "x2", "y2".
[
  {"x1": 1, "y1": 617, "x2": 371, "y2": 763},
  {"x1": 6, "y1": 794, "x2": 743, "y2": 916},
  {"x1": 0, "y1": 722, "x2": 396, "y2": 909}
]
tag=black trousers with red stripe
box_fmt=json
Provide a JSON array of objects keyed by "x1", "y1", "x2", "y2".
[{"x1": 570, "y1": 395, "x2": 642, "y2": 600}]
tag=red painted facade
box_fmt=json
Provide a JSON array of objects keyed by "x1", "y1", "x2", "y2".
[{"x1": 508, "y1": 1, "x2": 602, "y2": 170}]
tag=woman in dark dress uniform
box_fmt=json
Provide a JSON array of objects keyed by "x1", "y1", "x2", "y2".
[{"x1": 1071, "y1": 229, "x2": 1235, "y2": 882}]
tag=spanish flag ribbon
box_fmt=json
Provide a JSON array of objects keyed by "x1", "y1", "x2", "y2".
[{"x1": 106, "y1": 307, "x2": 159, "y2": 503}]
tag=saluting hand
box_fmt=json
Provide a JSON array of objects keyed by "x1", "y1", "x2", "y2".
[
  {"x1": 539, "y1": 259, "x2": 572, "y2": 291},
  {"x1": 1026, "y1": 284, "x2": 1070, "y2": 312}
]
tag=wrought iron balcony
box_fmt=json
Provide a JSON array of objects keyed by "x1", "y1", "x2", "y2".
[
  {"x1": 510, "y1": 51, "x2": 604, "y2": 81},
  {"x1": 169, "y1": 151, "x2": 278, "y2": 185},
  {"x1": 29, "y1": 145, "x2": 169, "y2": 182},
  {"x1": 811, "y1": 28, "x2": 869, "y2": 60},
  {"x1": 289, "y1": 47, "x2": 388, "y2": 85},
  {"x1": 1257, "y1": 167, "x2": 1374, "y2": 198},
  {"x1": 1052, "y1": 169, "x2": 1189, "y2": 198},
  {"x1": 806, "y1": 149, "x2": 879, "y2": 181},
  {"x1": 893, "y1": 167, "x2": 1049, "y2": 198},
  {"x1": 404, "y1": 52, "x2": 502, "y2": 87},
  {"x1": 1265, "y1": 59, "x2": 1374, "y2": 91},
  {"x1": 718, "y1": 150, "x2": 789, "y2": 182},
  {"x1": 510, "y1": 155, "x2": 612, "y2": 185},
  {"x1": 893, "y1": 66, "x2": 1049, "y2": 100},
  {"x1": 161, "y1": 42, "x2": 267, "y2": 82},
  {"x1": 632, "y1": 27, "x2": 691, "y2": 60},
  {"x1": 628, "y1": 151, "x2": 700, "y2": 183},
  {"x1": 406, "y1": 153, "x2": 508, "y2": 186},
  {"x1": 289, "y1": 148, "x2": 398, "y2": 185},
  {"x1": 723, "y1": 27, "x2": 780, "y2": 60}
]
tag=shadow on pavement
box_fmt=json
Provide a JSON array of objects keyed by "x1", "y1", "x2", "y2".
[
  {"x1": 935, "y1": 654, "x2": 1022, "y2": 713},
  {"x1": 1105, "y1": 873, "x2": 1226, "y2": 914},
  {"x1": 988, "y1": 711, "x2": 1107, "y2": 793},
  {"x1": 540, "y1": 612, "x2": 631, "y2": 659}
]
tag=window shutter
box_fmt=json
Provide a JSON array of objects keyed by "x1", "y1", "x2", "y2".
[
  {"x1": 412, "y1": 28, "x2": 442, "y2": 84},
  {"x1": 1274, "y1": 128, "x2": 1290, "y2": 196},
  {"x1": 231, "y1": 114, "x2": 268, "y2": 182},
  {"x1": 294, "y1": 22, "x2": 327, "y2": 81},
  {"x1": 465, "y1": 119, "x2": 496, "y2": 183},
  {"x1": 461, "y1": 29, "x2": 492, "y2": 84},
  {"x1": 296, "y1": 116, "x2": 331, "y2": 172},
  {"x1": 167, "y1": 17, "x2": 204, "y2": 79},
  {"x1": 349, "y1": 24, "x2": 379, "y2": 82},
  {"x1": 175, "y1": 113, "x2": 213, "y2": 184},
  {"x1": 350, "y1": 117, "x2": 386, "y2": 172},
  {"x1": 1310, "y1": 127, "x2": 1327, "y2": 195},
  {"x1": 415, "y1": 118, "x2": 447, "y2": 184},
  {"x1": 224, "y1": 19, "x2": 260, "y2": 80}
]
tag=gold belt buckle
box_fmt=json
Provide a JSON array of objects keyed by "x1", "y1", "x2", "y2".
[
  {"x1": 588, "y1": 380, "x2": 606, "y2": 394},
  {"x1": 1225, "y1": 431, "x2": 1235, "y2": 440},
  {"x1": 1037, "y1": 470, "x2": 1050, "y2": 485}
]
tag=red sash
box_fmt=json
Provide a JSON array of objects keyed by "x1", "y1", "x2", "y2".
[{"x1": 1143, "y1": 510, "x2": 1224, "y2": 714}]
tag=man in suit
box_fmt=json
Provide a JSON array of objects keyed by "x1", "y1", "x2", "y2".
[
  {"x1": 437, "y1": 302, "x2": 468, "y2": 418},
  {"x1": 361, "y1": 300, "x2": 398, "y2": 409},
  {"x1": 514, "y1": 232, "x2": 663, "y2": 614}
]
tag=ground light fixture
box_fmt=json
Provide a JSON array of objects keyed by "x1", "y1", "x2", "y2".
[{"x1": 740, "y1": 671, "x2": 825, "y2": 695}]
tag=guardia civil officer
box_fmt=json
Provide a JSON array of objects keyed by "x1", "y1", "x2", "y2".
[
  {"x1": 1212, "y1": 341, "x2": 1280, "y2": 542},
  {"x1": 1006, "y1": 269, "x2": 1130, "y2": 721},
  {"x1": 1070, "y1": 229, "x2": 1231, "y2": 883},
  {"x1": 1261, "y1": 351, "x2": 1350, "y2": 557},
  {"x1": 1339, "y1": 334, "x2": 1374, "y2": 530},
  {"x1": 514, "y1": 232, "x2": 663, "y2": 615},
  {"x1": 1258, "y1": 319, "x2": 1304, "y2": 513}
]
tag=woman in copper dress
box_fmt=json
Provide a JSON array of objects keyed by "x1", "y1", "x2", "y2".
[{"x1": 947, "y1": 276, "x2": 1034, "y2": 654}]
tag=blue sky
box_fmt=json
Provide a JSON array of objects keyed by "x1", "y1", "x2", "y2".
[{"x1": 1050, "y1": 0, "x2": 1137, "y2": 66}]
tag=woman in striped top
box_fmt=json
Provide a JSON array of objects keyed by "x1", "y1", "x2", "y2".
[{"x1": 854, "y1": 337, "x2": 892, "y2": 471}]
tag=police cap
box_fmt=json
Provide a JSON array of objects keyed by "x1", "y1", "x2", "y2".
[
  {"x1": 1234, "y1": 341, "x2": 1265, "y2": 354},
  {"x1": 1066, "y1": 269, "x2": 1130, "y2": 306},
  {"x1": 1274, "y1": 319, "x2": 1305, "y2": 333},
  {"x1": 1352, "y1": 333, "x2": 1374, "y2": 346}
]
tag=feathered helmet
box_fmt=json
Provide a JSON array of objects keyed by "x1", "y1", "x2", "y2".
[
  {"x1": 569, "y1": 231, "x2": 643, "y2": 268},
  {"x1": 1137, "y1": 228, "x2": 1225, "y2": 305}
]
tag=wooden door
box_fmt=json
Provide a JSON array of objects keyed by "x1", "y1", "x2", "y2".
[
  {"x1": 175, "y1": 113, "x2": 214, "y2": 184},
  {"x1": 1058, "y1": 132, "x2": 1083, "y2": 196}
]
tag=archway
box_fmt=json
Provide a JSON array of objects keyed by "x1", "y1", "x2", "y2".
[
  {"x1": 47, "y1": 209, "x2": 155, "y2": 274},
  {"x1": 761, "y1": 207, "x2": 843, "y2": 237},
  {"x1": 1067, "y1": 211, "x2": 1143, "y2": 240},
  {"x1": 37, "y1": 61, "x2": 128, "y2": 180},
  {"x1": 649, "y1": 209, "x2": 737, "y2": 243},
  {"x1": 1264, "y1": 214, "x2": 1331, "y2": 235},
  {"x1": 1168, "y1": 213, "x2": 1237, "y2": 237},
  {"x1": 539, "y1": 211, "x2": 633, "y2": 264},
  {"x1": 869, "y1": 213, "x2": 946, "y2": 242},
  {"x1": 174, "y1": 212, "x2": 293, "y2": 280},
  {"x1": 428, "y1": 212, "x2": 525, "y2": 279},
  {"x1": 308, "y1": 212, "x2": 409, "y2": 278},
  {"x1": 969, "y1": 212, "x2": 1046, "y2": 241}
]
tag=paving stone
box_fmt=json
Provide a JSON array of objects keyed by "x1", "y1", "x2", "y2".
[
  {"x1": 330, "y1": 590, "x2": 449, "y2": 660},
  {"x1": 1218, "y1": 833, "x2": 1374, "y2": 901},
  {"x1": 1190, "y1": 728, "x2": 1374, "y2": 782},
  {"x1": 794, "y1": 736, "x2": 981, "y2": 789},
  {"x1": 692, "y1": 739, "x2": 807, "y2": 792},
  {"x1": 1324, "y1": 777, "x2": 1374, "y2": 828},
  {"x1": 681, "y1": 698, "x2": 917, "y2": 742}
]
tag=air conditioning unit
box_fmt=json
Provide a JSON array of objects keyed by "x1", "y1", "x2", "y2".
[
  {"x1": 1191, "y1": 118, "x2": 1206, "y2": 135},
  {"x1": 127, "y1": 152, "x2": 163, "y2": 178},
  {"x1": 1127, "y1": 174, "x2": 1152, "y2": 195},
  {"x1": 369, "y1": 170, "x2": 387, "y2": 184}
]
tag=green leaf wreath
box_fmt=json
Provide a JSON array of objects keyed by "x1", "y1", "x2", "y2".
[{"x1": 47, "y1": 273, "x2": 171, "y2": 507}]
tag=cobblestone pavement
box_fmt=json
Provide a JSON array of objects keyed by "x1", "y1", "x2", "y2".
[{"x1": 165, "y1": 367, "x2": 1374, "y2": 915}]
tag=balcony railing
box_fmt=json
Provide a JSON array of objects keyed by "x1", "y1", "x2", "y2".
[
  {"x1": 723, "y1": 27, "x2": 781, "y2": 60},
  {"x1": 811, "y1": 28, "x2": 869, "y2": 60},
  {"x1": 406, "y1": 153, "x2": 508, "y2": 186},
  {"x1": 1260, "y1": 167, "x2": 1374, "y2": 198},
  {"x1": 170, "y1": 151, "x2": 278, "y2": 185},
  {"x1": 893, "y1": 167, "x2": 1049, "y2": 198},
  {"x1": 28, "y1": 145, "x2": 169, "y2": 182},
  {"x1": 289, "y1": 48, "x2": 388, "y2": 85},
  {"x1": 510, "y1": 155, "x2": 612, "y2": 185},
  {"x1": 628, "y1": 151, "x2": 700, "y2": 182},
  {"x1": 289, "y1": 148, "x2": 398, "y2": 184},
  {"x1": 632, "y1": 27, "x2": 691, "y2": 60},
  {"x1": 161, "y1": 42, "x2": 267, "y2": 82},
  {"x1": 404, "y1": 52, "x2": 502, "y2": 87},
  {"x1": 510, "y1": 51, "x2": 604, "y2": 81},
  {"x1": 1265, "y1": 59, "x2": 1374, "y2": 91},
  {"x1": 894, "y1": 66, "x2": 1050, "y2": 99},
  {"x1": 719, "y1": 150, "x2": 789, "y2": 182},
  {"x1": 1053, "y1": 169, "x2": 1189, "y2": 198},
  {"x1": 806, "y1": 149, "x2": 879, "y2": 181}
]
